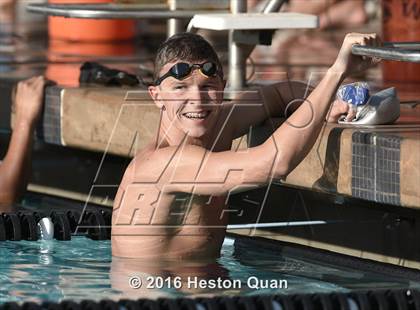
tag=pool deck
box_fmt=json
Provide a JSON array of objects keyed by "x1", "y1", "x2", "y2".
[{"x1": 281, "y1": 107, "x2": 420, "y2": 209}]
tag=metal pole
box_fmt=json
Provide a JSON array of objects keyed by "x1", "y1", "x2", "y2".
[
  {"x1": 262, "y1": 0, "x2": 288, "y2": 13},
  {"x1": 167, "y1": 0, "x2": 183, "y2": 38},
  {"x1": 241, "y1": 0, "x2": 289, "y2": 61},
  {"x1": 228, "y1": 0, "x2": 247, "y2": 91},
  {"x1": 227, "y1": 221, "x2": 329, "y2": 229}
]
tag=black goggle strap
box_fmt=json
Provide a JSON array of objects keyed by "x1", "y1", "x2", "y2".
[{"x1": 154, "y1": 62, "x2": 218, "y2": 85}]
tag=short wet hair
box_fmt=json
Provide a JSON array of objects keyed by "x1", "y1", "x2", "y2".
[{"x1": 153, "y1": 32, "x2": 223, "y2": 81}]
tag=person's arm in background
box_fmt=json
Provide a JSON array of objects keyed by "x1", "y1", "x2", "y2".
[
  {"x1": 228, "y1": 80, "x2": 314, "y2": 139},
  {"x1": 228, "y1": 60, "x2": 359, "y2": 139},
  {"x1": 0, "y1": 76, "x2": 45, "y2": 210}
]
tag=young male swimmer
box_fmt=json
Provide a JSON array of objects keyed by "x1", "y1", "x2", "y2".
[
  {"x1": 0, "y1": 76, "x2": 46, "y2": 210},
  {"x1": 112, "y1": 32, "x2": 381, "y2": 258}
]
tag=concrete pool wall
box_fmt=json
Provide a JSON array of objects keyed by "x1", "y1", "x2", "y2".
[{"x1": 15, "y1": 85, "x2": 419, "y2": 210}]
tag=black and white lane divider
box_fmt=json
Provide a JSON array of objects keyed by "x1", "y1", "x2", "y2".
[
  {"x1": 0, "y1": 210, "x2": 112, "y2": 241},
  {"x1": 0, "y1": 210, "x2": 361, "y2": 242}
]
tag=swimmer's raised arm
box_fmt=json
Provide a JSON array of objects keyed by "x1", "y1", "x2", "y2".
[
  {"x1": 259, "y1": 33, "x2": 380, "y2": 173},
  {"x1": 0, "y1": 76, "x2": 45, "y2": 209},
  {"x1": 122, "y1": 34, "x2": 380, "y2": 198},
  {"x1": 227, "y1": 33, "x2": 379, "y2": 137}
]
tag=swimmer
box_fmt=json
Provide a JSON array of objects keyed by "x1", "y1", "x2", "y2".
[
  {"x1": 0, "y1": 76, "x2": 46, "y2": 211},
  {"x1": 112, "y1": 32, "x2": 381, "y2": 259}
]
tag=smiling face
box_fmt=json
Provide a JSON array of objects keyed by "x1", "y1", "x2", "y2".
[{"x1": 149, "y1": 60, "x2": 226, "y2": 143}]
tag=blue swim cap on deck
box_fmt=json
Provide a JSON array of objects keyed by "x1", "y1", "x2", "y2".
[
  {"x1": 337, "y1": 82, "x2": 370, "y2": 106},
  {"x1": 338, "y1": 87, "x2": 400, "y2": 125}
]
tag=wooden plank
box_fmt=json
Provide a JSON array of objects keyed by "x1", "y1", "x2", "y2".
[{"x1": 61, "y1": 87, "x2": 159, "y2": 157}]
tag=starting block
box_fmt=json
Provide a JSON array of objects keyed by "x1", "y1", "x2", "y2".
[
  {"x1": 188, "y1": 12, "x2": 318, "y2": 90},
  {"x1": 188, "y1": 12, "x2": 318, "y2": 31}
]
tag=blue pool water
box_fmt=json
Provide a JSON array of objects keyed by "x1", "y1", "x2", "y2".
[{"x1": 1, "y1": 236, "x2": 419, "y2": 304}]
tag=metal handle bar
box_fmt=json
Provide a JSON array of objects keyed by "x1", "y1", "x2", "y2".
[
  {"x1": 26, "y1": 3, "x2": 226, "y2": 19},
  {"x1": 352, "y1": 42, "x2": 420, "y2": 63}
]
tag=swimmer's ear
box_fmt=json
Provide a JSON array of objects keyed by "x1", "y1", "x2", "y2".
[{"x1": 148, "y1": 85, "x2": 164, "y2": 109}]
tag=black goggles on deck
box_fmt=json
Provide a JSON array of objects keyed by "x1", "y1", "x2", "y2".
[{"x1": 154, "y1": 61, "x2": 219, "y2": 86}]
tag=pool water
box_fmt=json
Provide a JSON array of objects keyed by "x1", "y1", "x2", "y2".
[{"x1": 1, "y1": 235, "x2": 419, "y2": 304}]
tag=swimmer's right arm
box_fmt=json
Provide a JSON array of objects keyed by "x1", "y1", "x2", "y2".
[
  {"x1": 125, "y1": 34, "x2": 380, "y2": 197},
  {"x1": 0, "y1": 76, "x2": 45, "y2": 209}
]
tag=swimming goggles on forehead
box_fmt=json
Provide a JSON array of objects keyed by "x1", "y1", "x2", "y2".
[{"x1": 154, "y1": 61, "x2": 219, "y2": 86}]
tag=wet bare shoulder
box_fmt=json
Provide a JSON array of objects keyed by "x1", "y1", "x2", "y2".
[{"x1": 127, "y1": 144, "x2": 205, "y2": 186}]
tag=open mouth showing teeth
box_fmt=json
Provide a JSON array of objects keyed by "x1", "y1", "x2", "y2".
[{"x1": 182, "y1": 111, "x2": 210, "y2": 119}]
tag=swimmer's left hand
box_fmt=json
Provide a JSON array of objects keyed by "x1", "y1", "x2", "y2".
[
  {"x1": 330, "y1": 33, "x2": 382, "y2": 77},
  {"x1": 326, "y1": 99, "x2": 350, "y2": 123}
]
